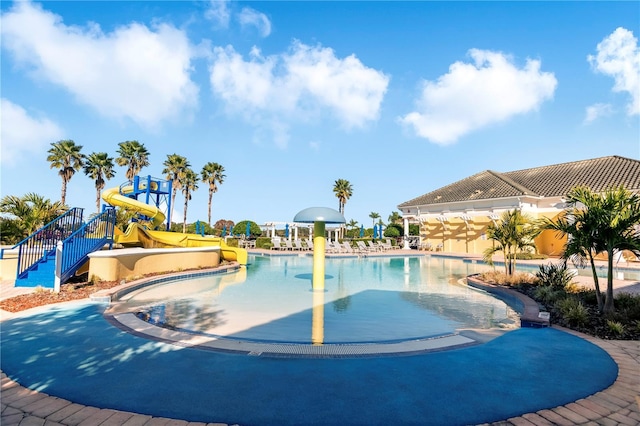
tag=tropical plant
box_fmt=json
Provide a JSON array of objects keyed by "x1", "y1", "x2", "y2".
[
  {"x1": 369, "y1": 212, "x2": 380, "y2": 230},
  {"x1": 162, "y1": 154, "x2": 191, "y2": 223},
  {"x1": 201, "y1": 162, "x2": 226, "y2": 226},
  {"x1": 333, "y1": 179, "x2": 353, "y2": 216},
  {"x1": 83, "y1": 152, "x2": 115, "y2": 213},
  {"x1": 46, "y1": 140, "x2": 85, "y2": 206},
  {"x1": 115, "y1": 140, "x2": 150, "y2": 181},
  {"x1": 541, "y1": 186, "x2": 640, "y2": 314},
  {"x1": 0, "y1": 193, "x2": 66, "y2": 242},
  {"x1": 535, "y1": 262, "x2": 575, "y2": 289},
  {"x1": 179, "y1": 168, "x2": 199, "y2": 233},
  {"x1": 388, "y1": 211, "x2": 402, "y2": 224},
  {"x1": 482, "y1": 209, "x2": 540, "y2": 275}
]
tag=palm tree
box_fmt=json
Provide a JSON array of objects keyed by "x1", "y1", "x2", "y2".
[
  {"x1": 388, "y1": 211, "x2": 402, "y2": 224},
  {"x1": 333, "y1": 179, "x2": 353, "y2": 215},
  {"x1": 541, "y1": 186, "x2": 640, "y2": 314},
  {"x1": 0, "y1": 193, "x2": 66, "y2": 240},
  {"x1": 83, "y1": 152, "x2": 115, "y2": 213},
  {"x1": 115, "y1": 140, "x2": 150, "y2": 181},
  {"x1": 162, "y1": 154, "x2": 191, "y2": 223},
  {"x1": 482, "y1": 209, "x2": 539, "y2": 275},
  {"x1": 180, "y1": 168, "x2": 199, "y2": 233},
  {"x1": 46, "y1": 140, "x2": 85, "y2": 206},
  {"x1": 201, "y1": 162, "x2": 226, "y2": 226},
  {"x1": 369, "y1": 212, "x2": 380, "y2": 230}
]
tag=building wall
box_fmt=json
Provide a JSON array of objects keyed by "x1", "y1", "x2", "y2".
[{"x1": 417, "y1": 211, "x2": 567, "y2": 257}]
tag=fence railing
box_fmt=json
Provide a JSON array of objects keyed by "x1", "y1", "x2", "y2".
[
  {"x1": 57, "y1": 207, "x2": 116, "y2": 284},
  {"x1": 3, "y1": 208, "x2": 85, "y2": 279}
]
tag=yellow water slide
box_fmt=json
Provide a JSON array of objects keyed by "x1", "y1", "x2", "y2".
[{"x1": 101, "y1": 187, "x2": 247, "y2": 265}]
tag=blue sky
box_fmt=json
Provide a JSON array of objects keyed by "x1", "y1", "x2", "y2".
[{"x1": 1, "y1": 0, "x2": 639, "y2": 230}]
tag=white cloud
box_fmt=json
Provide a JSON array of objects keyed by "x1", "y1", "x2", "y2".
[
  {"x1": 584, "y1": 103, "x2": 614, "y2": 124},
  {"x1": 0, "y1": 1, "x2": 199, "y2": 130},
  {"x1": 588, "y1": 27, "x2": 640, "y2": 116},
  {"x1": 399, "y1": 49, "x2": 557, "y2": 145},
  {"x1": 209, "y1": 41, "x2": 389, "y2": 147},
  {"x1": 237, "y1": 7, "x2": 271, "y2": 38},
  {"x1": 205, "y1": 0, "x2": 231, "y2": 29},
  {"x1": 1, "y1": 98, "x2": 64, "y2": 166}
]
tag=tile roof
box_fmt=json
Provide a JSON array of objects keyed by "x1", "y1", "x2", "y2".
[{"x1": 398, "y1": 155, "x2": 640, "y2": 208}]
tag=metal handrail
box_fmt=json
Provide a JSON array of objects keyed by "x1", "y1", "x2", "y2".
[
  {"x1": 8, "y1": 208, "x2": 84, "y2": 278},
  {"x1": 58, "y1": 207, "x2": 116, "y2": 283}
]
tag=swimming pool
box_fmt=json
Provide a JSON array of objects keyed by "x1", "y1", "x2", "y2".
[{"x1": 114, "y1": 254, "x2": 518, "y2": 344}]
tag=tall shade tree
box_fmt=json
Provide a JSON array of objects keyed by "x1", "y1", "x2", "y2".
[
  {"x1": 0, "y1": 193, "x2": 66, "y2": 241},
  {"x1": 46, "y1": 140, "x2": 85, "y2": 206},
  {"x1": 180, "y1": 168, "x2": 199, "y2": 233},
  {"x1": 333, "y1": 179, "x2": 353, "y2": 215},
  {"x1": 115, "y1": 140, "x2": 150, "y2": 181},
  {"x1": 201, "y1": 162, "x2": 226, "y2": 226},
  {"x1": 541, "y1": 186, "x2": 640, "y2": 314},
  {"x1": 369, "y1": 212, "x2": 380, "y2": 230},
  {"x1": 83, "y1": 152, "x2": 115, "y2": 213},
  {"x1": 482, "y1": 209, "x2": 539, "y2": 275},
  {"x1": 162, "y1": 154, "x2": 191, "y2": 224},
  {"x1": 333, "y1": 179, "x2": 352, "y2": 239}
]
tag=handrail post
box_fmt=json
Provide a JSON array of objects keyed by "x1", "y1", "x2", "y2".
[{"x1": 54, "y1": 241, "x2": 63, "y2": 293}]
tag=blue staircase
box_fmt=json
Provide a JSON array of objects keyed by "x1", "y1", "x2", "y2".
[{"x1": 1, "y1": 207, "x2": 116, "y2": 288}]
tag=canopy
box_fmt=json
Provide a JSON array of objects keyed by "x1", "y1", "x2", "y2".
[{"x1": 293, "y1": 207, "x2": 346, "y2": 224}]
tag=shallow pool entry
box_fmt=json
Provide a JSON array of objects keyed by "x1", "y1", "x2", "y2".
[{"x1": 118, "y1": 255, "x2": 518, "y2": 345}]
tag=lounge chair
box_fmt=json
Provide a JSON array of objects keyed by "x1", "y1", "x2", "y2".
[
  {"x1": 271, "y1": 239, "x2": 284, "y2": 250},
  {"x1": 306, "y1": 239, "x2": 314, "y2": 250},
  {"x1": 366, "y1": 241, "x2": 383, "y2": 252},
  {"x1": 294, "y1": 240, "x2": 307, "y2": 251},
  {"x1": 284, "y1": 240, "x2": 298, "y2": 251},
  {"x1": 356, "y1": 241, "x2": 372, "y2": 253},
  {"x1": 341, "y1": 242, "x2": 356, "y2": 254}
]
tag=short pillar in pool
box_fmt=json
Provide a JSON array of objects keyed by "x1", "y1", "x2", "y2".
[{"x1": 293, "y1": 207, "x2": 346, "y2": 292}]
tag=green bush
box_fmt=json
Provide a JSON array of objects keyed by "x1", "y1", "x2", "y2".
[
  {"x1": 606, "y1": 320, "x2": 626, "y2": 337},
  {"x1": 535, "y1": 262, "x2": 574, "y2": 289},
  {"x1": 556, "y1": 297, "x2": 589, "y2": 326},
  {"x1": 255, "y1": 237, "x2": 272, "y2": 249},
  {"x1": 384, "y1": 225, "x2": 401, "y2": 237},
  {"x1": 233, "y1": 220, "x2": 262, "y2": 238}
]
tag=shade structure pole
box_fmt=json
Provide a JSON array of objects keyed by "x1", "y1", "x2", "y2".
[
  {"x1": 311, "y1": 290, "x2": 325, "y2": 345},
  {"x1": 313, "y1": 220, "x2": 326, "y2": 291}
]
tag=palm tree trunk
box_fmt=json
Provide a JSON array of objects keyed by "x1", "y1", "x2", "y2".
[
  {"x1": 171, "y1": 189, "x2": 177, "y2": 224},
  {"x1": 61, "y1": 178, "x2": 68, "y2": 206},
  {"x1": 588, "y1": 253, "x2": 604, "y2": 312},
  {"x1": 603, "y1": 249, "x2": 615, "y2": 313},
  {"x1": 208, "y1": 191, "x2": 213, "y2": 226},
  {"x1": 95, "y1": 188, "x2": 101, "y2": 213},
  {"x1": 183, "y1": 196, "x2": 188, "y2": 233}
]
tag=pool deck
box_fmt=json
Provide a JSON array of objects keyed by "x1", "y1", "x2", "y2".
[{"x1": 1, "y1": 250, "x2": 639, "y2": 426}]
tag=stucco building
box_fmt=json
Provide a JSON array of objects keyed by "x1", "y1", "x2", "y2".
[{"x1": 397, "y1": 155, "x2": 640, "y2": 254}]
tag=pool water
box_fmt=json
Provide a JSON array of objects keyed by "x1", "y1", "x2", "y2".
[{"x1": 117, "y1": 255, "x2": 517, "y2": 344}]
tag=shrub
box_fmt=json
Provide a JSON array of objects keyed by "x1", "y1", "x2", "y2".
[
  {"x1": 535, "y1": 262, "x2": 575, "y2": 289},
  {"x1": 556, "y1": 297, "x2": 589, "y2": 326},
  {"x1": 478, "y1": 271, "x2": 537, "y2": 286},
  {"x1": 605, "y1": 320, "x2": 626, "y2": 337},
  {"x1": 515, "y1": 252, "x2": 548, "y2": 260},
  {"x1": 255, "y1": 237, "x2": 272, "y2": 249}
]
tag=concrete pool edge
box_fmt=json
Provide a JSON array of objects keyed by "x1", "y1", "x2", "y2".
[{"x1": 106, "y1": 311, "x2": 481, "y2": 357}]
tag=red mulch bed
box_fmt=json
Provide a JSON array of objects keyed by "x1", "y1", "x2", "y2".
[{"x1": 0, "y1": 280, "x2": 120, "y2": 313}]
